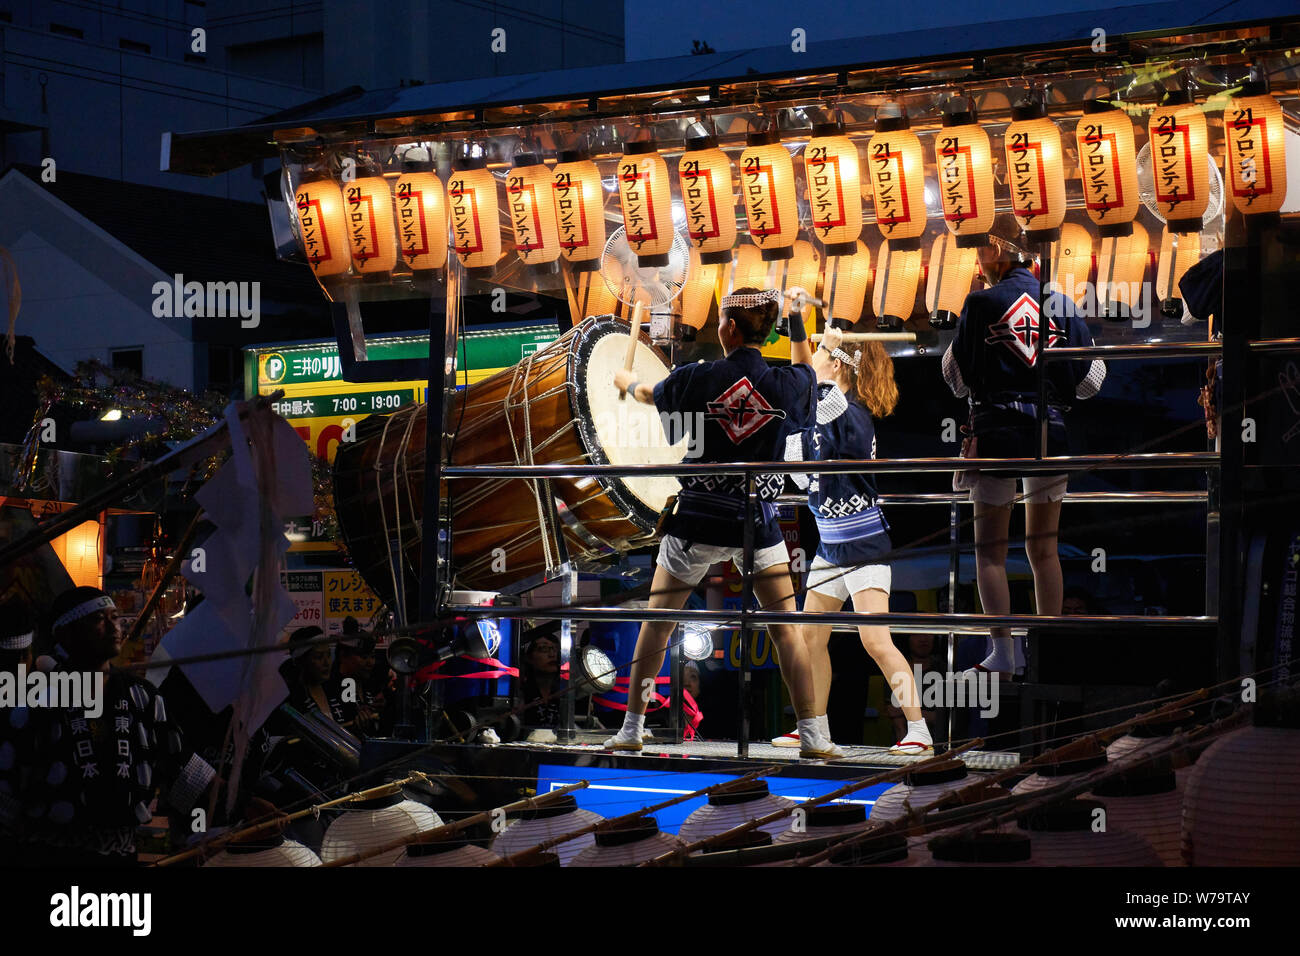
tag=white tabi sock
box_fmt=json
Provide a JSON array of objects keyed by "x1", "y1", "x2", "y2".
[{"x1": 620, "y1": 711, "x2": 646, "y2": 739}]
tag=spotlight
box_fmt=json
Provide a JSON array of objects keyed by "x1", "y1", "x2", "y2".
[
  {"x1": 572, "y1": 645, "x2": 617, "y2": 697},
  {"x1": 388, "y1": 617, "x2": 503, "y2": 675},
  {"x1": 680, "y1": 623, "x2": 715, "y2": 662}
]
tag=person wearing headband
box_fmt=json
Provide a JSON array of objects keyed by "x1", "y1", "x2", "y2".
[
  {"x1": 609, "y1": 286, "x2": 840, "y2": 759},
  {"x1": 941, "y1": 215, "x2": 1106, "y2": 675},
  {"x1": 773, "y1": 317, "x2": 932, "y2": 755},
  {"x1": 6, "y1": 586, "x2": 217, "y2": 866}
]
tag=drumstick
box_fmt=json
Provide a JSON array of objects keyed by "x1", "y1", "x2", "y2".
[
  {"x1": 811, "y1": 331, "x2": 917, "y2": 342},
  {"x1": 621, "y1": 300, "x2": 644, "y2": 400}
]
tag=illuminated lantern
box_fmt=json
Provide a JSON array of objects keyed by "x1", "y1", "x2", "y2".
[
  {"x1": 936, "y1": 106, "x2": 995, "y2": 247},
  {"x1": 681, "y1": 247, "x2": 721, "y2": 335},
  {"x1": 447, "y1": 155, "x2": 502, "y2": 271},
  {"x1": 786, "y1": 237, "x2": 821, "y2": 320},
  {"x1": 552, "y1": 148, "x2": 607, "y2": 266},
  {"x1": 618, "y1": 139, "x2": 675, "y2": 267},
  {"x1": 507, "y1": 152, "x2": 561, "y2": 268},
  {"x1": 295, "y1": 176, "x2": 351, "y2": 277},
  {"x1": 1050, "y1": 222, "x2": 1093, "y2": 304},
  {"x1": 1004, "y1": 99, "x2": 1066, "y2": 243},
  {"x1": 1075, "y1": 99, "x2": 1141, "y2": 237},
  {"x1": 1147, "y1": 90, "x2": 1209, "y2": 233},
  {"x1": 563, "y1": 265, "x2": 618, "y2": 321},
  {"x1": 394, "y1": 152, "x2": 448, "y2": 271},
  {"x1": 1156, "y1": 226, "x2": 1201, "y2": 318},
  {"x1": 925, "y1": 232, "x2": 979, "y2": 329},
  {"x1": 1224, "y1": 79, "x2": 1288, "y2": 216},
  {"x1": 1096, "y1": 221, "x2": 1148, "y2": 321},
  {"x1": 342, "y1": 169, "x2": 398, "y2": 274},
  {"x1": 872, "y1": 238, "x2": 922, "y2": 331},
  {"x1": 867, "y1": 106, "x2": 927, "y2": 249},
  {"x1": 739, "y1": 128, "x2": 799, "y2": 261},
  {"x1": 804, "y1": 119, "x2": 863, "y2": 256},
  {"x1": 679, "y1": 132, "x2": 736, "y2": 264},
  {"x1": 731, "y1": 240, "x2": 769, "y2": 291},
  {"x1": 825, "y1": 240, "x2": 871, "y2": 328}
]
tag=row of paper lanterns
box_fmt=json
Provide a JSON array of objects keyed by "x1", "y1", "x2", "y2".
[{"x1": 292, "y1": 83, "x2": 1285, "y2": 320}]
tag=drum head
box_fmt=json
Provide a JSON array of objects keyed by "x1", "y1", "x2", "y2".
[{"x1": 571, "y1": 321, "x2": 683, "y2": 529}]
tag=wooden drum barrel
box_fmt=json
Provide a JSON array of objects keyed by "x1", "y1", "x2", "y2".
[{"x1": 333, "y1": 317, "x2": 683, "y2": 606}]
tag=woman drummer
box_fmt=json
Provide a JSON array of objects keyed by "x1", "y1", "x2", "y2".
[
  {"x1": 775, "y1": 315, "x2": 933, "y2": 756},
  {"x1": 607, "y1": 287, "x2": 841, "y2": 759}
]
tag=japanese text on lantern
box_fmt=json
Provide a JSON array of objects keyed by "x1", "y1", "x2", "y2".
[
  {"x1": 395, "y1": 181, "x2": 429, "y2": 256},
  {"x1": 1228, "y1": 106, "x2": 1272, "y2": 204},
  {"x1": 807, "y1": 145, "x2": 847, "y2": 237},
  {"x1": 620, "y1": 161, "x2": 657, "y2": 251},
  {"x1": 742, "y1": 154, "x2": 781, "y2": 241},
  {"x1": 554, "y1": 171, "x2": 589, "y2": 253},
  {"x1": 1080, "y1": 123, "x2": 1123, "y2": 219},
  {"x1": 1008, "y1": 131, "x2": 1048, "y2": 221},
  {"x1": 681, "y1": 159, "x2": 723, "y2": 245},
  {"x1": 449, "y1": 176, "x2": 483, "y2": 255},
  {"x1": 507, "y1": 175, "x2": 543, "y2": 253},
  {"x1": 938, "y1": 135, "x2": 976, "y2": 224},
  {"x1": 1153, "y1": 114, "x2": 1194, "y2": 209},
  {"x1": 870, "y1": 141, "x2": 910, "y2": 232},
  {"x1": 296, "y1": 190, "x2": 329, "y2": 266},
  {"x1": 345, "y1": 185, "x2": 380, "y2": 263}
]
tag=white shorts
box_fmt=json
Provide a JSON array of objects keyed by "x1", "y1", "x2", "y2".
[
  {"x1": 806, "y1": 555, "x2": 891, "y2": 602},
  {"x1": 656, "y1": 535, "x2": 790, "y2": 586},
  {"x1": 968, "y1": 473, "x2": 1068, "y2": 507}
]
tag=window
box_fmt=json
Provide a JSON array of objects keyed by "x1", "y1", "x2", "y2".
[
  {"x1": 111, "y1": 348, "x2": 143, "y2": 377},
  {"x1": 119, "y1": 38, "x2": 150, "y2": 54},
  {"x1": 50, "y1": 23, "x2": 83, "y2": 39}
]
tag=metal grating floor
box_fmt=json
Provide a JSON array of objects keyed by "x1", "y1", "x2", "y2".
[{"x1": 503, "y1": 738, "x2": 1020, "y2": 771}]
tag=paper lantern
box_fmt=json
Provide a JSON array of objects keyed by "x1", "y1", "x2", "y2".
[
  {"x1": 1156, "y1": 227, "x2": 1201, "y2": 319},
  {"x1": 1049, "y1": 222, "x2": 1093, "y2": 304},
  {"x1": 681, "y1": 248, "x2": 721, "y2": 334},
  {"x1": 825, "y1": 239, "x2": 871, "y2": 327},
  {"x1": 1004, "y1": 100, "x2": 1066, "y2": 243},
  {"x1": 1147, "y1": 91, "x2": 1210, "y2": 233},
  {"x1": 870, "y1": 760, "x2": 971, "y2": 822},
  {"x1": 570, "y1": 817, "x2": 682, "y2": 866},
  {"x1": 203, "y1": 835, "x2": 321, "y2": 867},
  {"x1": 1086, "y1": 771, "x2": 1184, "y2": 867},
  {"x1": 618, "y1": 140, "x2": 675, "y2": 267},
  {"x1": 447, "y1": 156, "x2": 502, "y2": 271},
  {"x1": 818, "y1": 832, "x2": 913, "y2": 867},
  {"x1": 564, "y1": 261, "x2": 619, "y2": 321},
  {"x1": 394, "y1": 156, "x2": 448, "y2": 271},
  {"x1": 343, "y1": 173, "x2": 398, "y2": 274},
  {"x1": 872, "y1": 239, "x2": 922, "y2": 331},
  {"x1": 774, "y1": 803, "x2": 867, "y2": 844},
  {"x1": 1012, "y1": 750, "x2": 1109, "y2": 795},
  {"x1": 1075, "y1": 100, "x2": 1141, "y2": 237},
  {"x1": 397, "y1": 836, "x2": 498, "y2": 867},
  {"x1": 1018, "y1": 799, "x2": 1163, "y2": 866},
  {"x1": 295, "y1": 176, "x2": 351, "y2": 277},
  {"x1": 936, "y1": 107, "x2": 995, "y2": 247},
  {"x1": 925, "y1": 232, "x2": 979, "y2": 329},
  {"x1": 553, "y1": 148, "x2": 607, "y2": 264},
  {"x1": 786, "y1": 237, "x2": 820, "y2": 320},
  {"x1": 1106, "y1": 708, "x2": 1196, "y2": 772},
  {"x1": 679, "y1": 132, "x2": 736, "y2": 264},
  {"x1": 320, "y1": 794, "x2": 442, "y2": 866},
  {"x1": 1095, "y1": 222, "x2": 1148, "y2": 321},
  {"x1": 1224, "y1": 80, "x2": 1288, "y2": 216},
  {"x1": 804, "y1": 120, "x2": 863, "y2": 256},
  {"x1": 739, "y1": 129, "x2": 799, "y2": 261},
  {"x1": 1182, "y1": 723, "x2": 1300, "y2": 865},
  {"x1": 490, "y1": 794, "x2": 603, "y2": 866},
  {"x1": 867, "y1": 108, "x2": 927, "y2": 246},
  {"x1": 731, "y1": 240, "x2": 769, "y2": 291},
  {"x1": 506, "y1": 152, "x2": 561, "y2": 268},
  {"x1": 678, "y1": 779, "x2": 796, "y2": 844},
  {"x1": 924, "y1": 831, "x2": 1033, "y2": 867}
]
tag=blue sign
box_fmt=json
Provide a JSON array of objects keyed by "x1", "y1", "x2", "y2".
[{"x1": 536, "y1": 763, "x2": 894, "y2": 834}]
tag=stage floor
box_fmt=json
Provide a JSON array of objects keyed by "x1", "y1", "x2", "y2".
[{"x1": 502, "y1": 736, "x2": 1021, "y2": 771}]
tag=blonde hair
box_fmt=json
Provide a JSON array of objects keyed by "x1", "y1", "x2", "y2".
[{"x1": 839, "y1": 341, "x2": 898, "y2": 418}]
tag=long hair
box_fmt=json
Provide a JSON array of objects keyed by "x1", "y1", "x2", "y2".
[{"x1": 845, "y1": 340, "x2": 898, "y2": 418}]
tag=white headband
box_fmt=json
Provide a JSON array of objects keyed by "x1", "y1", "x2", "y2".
[
  {"x1": 0, "y1": 630, "x2": 33, "y2": 650},
  {"x1": 831, "y1": 347, "x2": 862, "y2": 370},
  {"x1": 52, "y1": 595, "x2": 116, "y2": 631},
  {"x1": 721, "y1": 288, "x2": 781, "y2": 311}
]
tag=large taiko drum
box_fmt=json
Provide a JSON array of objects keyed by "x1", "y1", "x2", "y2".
[{"x1": 333, "y1": 317, "x2": 684, "y2": 606}]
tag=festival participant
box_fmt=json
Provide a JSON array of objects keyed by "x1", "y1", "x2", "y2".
[
  {"x1": 941, "y1": 217, "x2": 1106, "y2": 675},
  {"x1": 283, "y1": 625, "x2": 347, "y2": 726},
  {"x1": 330, "y1": 617, "x2": 382, "y2": 735},
  {"x1": 771, "y1": 319, "x2": 933, "y2": 755},
  {"x1": 607, "y1": 287, "x2": 840, "y2": 758},
  {"x1": 11, "y1": 586, "x2": 218, "y2": 866}
]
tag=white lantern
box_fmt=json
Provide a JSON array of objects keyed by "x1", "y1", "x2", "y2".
[
  {"x1": 679, "y1": 780, "x2": 796, "y2": 844},
  {"x1": 570, "y1": 817, "x2": 683, "y2": 867},
  {"x1": 490, "y1": 794, "x2": 603, "y2": 867},
  {"x1": 320, "y1": 794, "x2": 442, "y2": 867}
]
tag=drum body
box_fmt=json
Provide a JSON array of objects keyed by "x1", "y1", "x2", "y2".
[{"x1": 334, "y1": 317, "x2": 682, "y2": 606}]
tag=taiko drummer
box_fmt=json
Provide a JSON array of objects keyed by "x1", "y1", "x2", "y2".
[{"x1": 608, "y1": 286, "x2": 842, "y2": 759}]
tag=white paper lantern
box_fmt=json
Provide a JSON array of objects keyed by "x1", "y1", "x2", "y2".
[
  {"x1": 1012, "y1": 750, "x2": 1109, "y2": 795},
  {"x1": 679, "y1": 779, "x2": 795, "y2": 844},
  {"x1": 1019, "y1": 798, "x2": 1163, "y2": 866},
  {"x1": 774, "y1": 802, "x2": 869, "y2": 844},
  {"x1": 490, "y1": 794, "x2": 604, "y2": 867},
  {"x1": 1086, "y1": 771, "x2": 1183, "y2": 867},
  {"x1": 397, "y1": 837, "x2": 499, "y2": 867},
  {"x1": 570, "y1": 817, "x2": 683, "y2": 867},
  {"x1": 870, "y1": 759, "x2": 971, "y2": 822},
  {"x1": 320, "y1": 794, "x2": 442, "y2": 867},
  {"x1": 203, "y1": 834, "x2": 321, "y2": 867},
  {"x1": 1182, "y1": 723, "x2": 1300, "y2": 866}
]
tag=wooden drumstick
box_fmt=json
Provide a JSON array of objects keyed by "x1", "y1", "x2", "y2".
[
  {"x1": 811, "y1": 331, "x2": 917, "y2": 342},
  {"x1": 621, "y1": 300, "x2": 644, "y2": 400}
]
